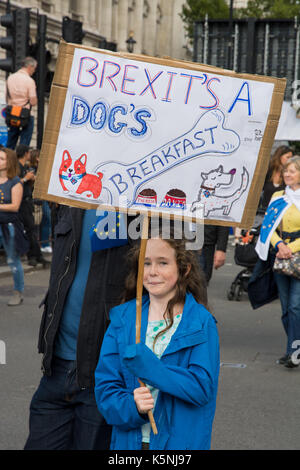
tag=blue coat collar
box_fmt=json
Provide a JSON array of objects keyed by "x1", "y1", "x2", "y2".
[{"x1": 138, "y1": 292, "x2": 209, "y2": 356}]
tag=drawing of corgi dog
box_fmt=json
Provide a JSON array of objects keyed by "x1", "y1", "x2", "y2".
[{"x1": 59, "y1": 150, "x2": 103, "y2": 200}]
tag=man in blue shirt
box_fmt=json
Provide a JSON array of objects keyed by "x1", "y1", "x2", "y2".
[{"x1": 24, "y1": 207, "x2": 132, "y2": 450}]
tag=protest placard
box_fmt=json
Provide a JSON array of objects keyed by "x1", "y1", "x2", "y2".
[{"x1": 33, "y1": 40, "x2": 286, "y2": 228}]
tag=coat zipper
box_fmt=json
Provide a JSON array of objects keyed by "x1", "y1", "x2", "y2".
[{"x1": 41, "y1": 240, "x2": 75, "y2": 373}]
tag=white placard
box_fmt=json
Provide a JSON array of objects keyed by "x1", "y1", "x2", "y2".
[{"x1": 47, "y1": 48, "x2": 274, "y2": 223}]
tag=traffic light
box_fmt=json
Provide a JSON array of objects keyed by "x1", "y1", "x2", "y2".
[
  {"x1": 0, "y1": 13, "x2": 14, "y2": 71},
  {"x1": 0, "y1": 8, "x2": 30, "y2": 73},
  {"x1": 29, "y1": 45, "x2": 53, "y2": 95},
  {"x1": 62, "y1": 16, "x2": 84, "y2": 44},
  {"x1": 45, "y1": 49, "x2": 54, "y2": 95}
]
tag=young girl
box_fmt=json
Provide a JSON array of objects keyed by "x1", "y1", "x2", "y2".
[
  {"x1": 94, "y1": 233, "x2": 220, "y2": 450},
  {"x1": 0, "y1": 147, "x2": 28, "y2": 305}
]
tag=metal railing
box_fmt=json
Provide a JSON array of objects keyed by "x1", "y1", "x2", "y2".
[{"x1": 194, "y1": 17, "x2": 300, "y2": 100}]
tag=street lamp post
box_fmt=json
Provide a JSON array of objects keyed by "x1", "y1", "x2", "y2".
[{"x1": 126, "y1": 31, "x2": 136, "y2": 53}]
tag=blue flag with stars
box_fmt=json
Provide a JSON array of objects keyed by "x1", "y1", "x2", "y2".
[
  {"x1": 255, "y1": 195, "x2": 289, "y2": 260},
  {"x1": 259, "y1": 197, "x2": 288, "y2": 243},
  {"x1": 89, "y1": 211, "x2": 128, "y2": 252}
]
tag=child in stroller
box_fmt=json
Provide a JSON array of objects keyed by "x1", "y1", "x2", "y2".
[{"x1": 227, "y1": 212, "x2": 264, "y2": 301}]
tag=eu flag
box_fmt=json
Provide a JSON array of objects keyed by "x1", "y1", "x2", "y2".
[
  {"x1": 89, "y1": 211, "x2": 128, "y2": 252},
  {"x1": 259, "y1": 197, "x2": 288, "y2": 243}
]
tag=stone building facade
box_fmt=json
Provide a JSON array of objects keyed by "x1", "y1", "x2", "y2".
[
  {"x1": 0, "y1": 0, "x2": 248, "y2": 146},
  {"x1": 0, "y1": 0, "x2": 192, "y2": 146},
  {"x1": 0, "y1": 0, "x2": 189, "y2": 78}
]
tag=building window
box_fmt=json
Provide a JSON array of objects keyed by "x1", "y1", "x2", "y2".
[{"x1": 41, "y1": 0, "x2": 54, "y2": 13}]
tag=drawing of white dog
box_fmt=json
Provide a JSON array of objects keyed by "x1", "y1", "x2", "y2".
[{"x1": 191, "y1": 165, "x2": 249, "y2": 217}]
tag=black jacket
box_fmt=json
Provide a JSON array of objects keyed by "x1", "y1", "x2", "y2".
[
  {"x1": 204, "y1": 225, "x2": 229, "y2": 252},
  {"x1": 248, "y1": 250, "x2": 278, "y2": 309},
  {"x1": 18, "y1": 162, "x2": 33, "y2": 200},
  {"x1": 38, "y1": 206, "x2": 135, "y2": 388}
]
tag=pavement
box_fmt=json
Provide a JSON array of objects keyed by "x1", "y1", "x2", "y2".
[
  {"x1": 0, "y1": 239, "x2": 299, "y2": 450},
  {"x1": 0, "y1": 249, "x2": 52, "y2": 279}
]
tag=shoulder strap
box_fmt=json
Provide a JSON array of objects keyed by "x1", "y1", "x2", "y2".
[
  {"x1": 279, "y1": 189, "x2": 286, "y2": 237},
  {"x1": 6, "y1": 83, "x2": 11, "y2": 101}
]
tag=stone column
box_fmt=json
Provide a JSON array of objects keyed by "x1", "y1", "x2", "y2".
[
  {"x1": 111, "y1": 0, "x2": 119, "y2": 43},
  {"x1": 129, "y1": 0, "x2": 143, "y2": 54},
  {"x1": 75, "y1": 0, "x2": 87, "y2": 23},
  {"x1": 55, "y1": 0, "x2": 70, "y2": 16},
  {"x1": 117, "y1": 0, "x2": 129, "y2": 52},
  {"x1": 143, "y1": 0, "x2": 158, "y2": 56},
  {"x1": 171, "y1": 0, "x2": 186, "y2": 60},
  {"x1": 89, "y1": 0, "x2": 97, "y2": 29},
  {"x1": 95, "y1": 0, "x2": 103, "y2": 31},
  {"x1": 156, "y1": 0, "x2": 172, "y2": 58},
  {"x1": 100, "y1": 0, "x2": 113, "y2": 41}
]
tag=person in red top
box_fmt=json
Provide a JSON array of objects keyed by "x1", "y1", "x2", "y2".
[{"x1": 6, "y1": 57, "x2": 37, "y2": 149}]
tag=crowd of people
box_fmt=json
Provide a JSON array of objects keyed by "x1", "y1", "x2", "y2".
[
  {"x1": 1, "y1": 123, "x2": 300, "y2": 450},
  {"x1": 22, "y1": 139, "x2": 300, "y2": 451},
  {"x1": 0, "y1": 145, "x2": 52, "y2": 305},
  {"x1": 21, "y1": 206, "x2": 220, "y2": 451},
  {"x1": 2, "y1": 139, "x2": 300, "y2": 450},
  {"x1": 0, "y1": 55, "x2": 52, "y2": 305},
  {"x1": 1, "y1": 56, "x2": 300, "y2": 450}
]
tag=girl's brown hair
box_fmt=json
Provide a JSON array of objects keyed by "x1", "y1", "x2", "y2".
[
  {"x1": 269, "y1": 145, "x2": 293, "y2": 185},
  {"x1": 122, "y1": 225, "x2": 208, "y2": 348},
  {"x1": 2, "y1": 147, "x2": 19, "y2": 179},
  {"x1": 30, "y1": 148, "x2": 40, "y2": 168}
]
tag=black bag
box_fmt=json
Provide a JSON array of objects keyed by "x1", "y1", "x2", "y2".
[
  {"x1": 248, "y1": 252, "x2": 278, "y2": 309},
  {"x1": 5, "y1": 105, "x2": 31, "y2": 129},
  {"x1": 234, "y1": 243, "x2": 258, "y2": 268}
]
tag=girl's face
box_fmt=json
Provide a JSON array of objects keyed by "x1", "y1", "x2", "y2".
[
  {"x1": 283, "y1": 163, "x2": 300, "y2": 189},
  {"x1": 280, "y1": 151, "x2": 292, "y2": 166},
  {"x1": 0, "y1": 151, "x2": 7, "y2": 172},
  {"x1": 143, "y1": 238, "x2": 179, "y2": 302}
]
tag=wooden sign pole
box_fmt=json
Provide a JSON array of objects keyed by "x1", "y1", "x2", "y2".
[{"x1": 135, "y1": 214, "x2": 158, "y2": 435}]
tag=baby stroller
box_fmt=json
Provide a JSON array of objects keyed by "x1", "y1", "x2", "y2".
[{"x1": 227, "y1": 211, "x2": 264, "y2": 301}]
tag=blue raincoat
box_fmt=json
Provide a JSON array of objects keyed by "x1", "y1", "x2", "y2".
[{"x1": 94, "y1": 293, "x2": 220, "y2": 450}]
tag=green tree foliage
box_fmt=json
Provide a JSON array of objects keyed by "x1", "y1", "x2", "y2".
[
  {"x1": 180, "y1": 0, "x2": 229, "y2": 40},
  {"x1": 271, "y1": 0, "x2": 300, "y2": 18},
  {"x1": 236, "y1": 0, "x2": 273, "y2": 18},
  {"x1": 236, "y1": 0, "x2": 300, "y2": 19}
]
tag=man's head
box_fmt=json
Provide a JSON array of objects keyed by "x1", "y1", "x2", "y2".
[
  {"x1": 16, "y1": 144, "x2": 30, "y2": 161},
  {"x1": 21, "y1": 57, "x2": 37, "y2": 76}
]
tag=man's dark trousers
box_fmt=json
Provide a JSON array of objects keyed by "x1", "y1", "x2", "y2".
[
  {"x1": 199, "y1": 244, "x2": 215, "y2": 284},
  {"x1": 6, "y1": 116, "x2": 34, "y2": 149},
  {"x1": 24, "y1": 356, "x2": 111, "y2": 450}
]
